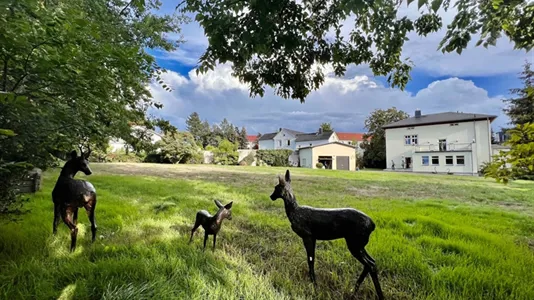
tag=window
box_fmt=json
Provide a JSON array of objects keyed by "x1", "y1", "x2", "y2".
[
  {"x1": 445, "y1": 156, "x2": 453, "y2": 165},
  {"x1": 278, "y1": 140, "x2": 282, "y2": 147},
  {"x1": 456, "y1": 155, "x2": 465, "y2": 165},
  {"x1": 287, "y1": 140, "x2": 290, "y2": 146},
  {"x1": 439, "y1": 139, "x2": 447, "y2": 151},
  {"x1": 432, "y1": 156, "x2": 439, "y2": 165},
  {"x1": 422, "y1": 156, "x2": 429, "y2": 166},
  {"x1": 404, "y1": 135, "x2": 418, "y2": 145}
]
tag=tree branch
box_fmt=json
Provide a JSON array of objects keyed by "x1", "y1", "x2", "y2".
[
  {"x1": 11, "y1": 41, "x2": 49, "y2": 92},
  {"x1": 119, "y1": 1, "x2": 133, "y2": 16}
]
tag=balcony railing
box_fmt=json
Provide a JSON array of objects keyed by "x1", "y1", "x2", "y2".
[{"x1": 414, "y1": 143, "x2": 472, "y2": 152}]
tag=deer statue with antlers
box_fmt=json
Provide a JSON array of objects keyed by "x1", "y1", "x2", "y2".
[{"x1": 51, "y1": 145, "x2": 97, "y2": 252}]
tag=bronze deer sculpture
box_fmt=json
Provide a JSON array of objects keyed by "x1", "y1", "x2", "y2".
[
  {"x1": 52, "y1": 147, "x2": 97, "y2": 252},
  {"x1": 189, "y1": 200, "x2": 233, "y2": 251},
  {"x1": 270, "y1": 170, "x2": 384, "y2": 300}
]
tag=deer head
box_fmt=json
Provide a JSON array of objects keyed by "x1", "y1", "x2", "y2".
[
  {"x1": 68, "y1": 146, "x2": 92, "y2": 176},
  {"x1": 270, "y1": 169, "x2": 292, "y2": 201},
  {"x1": 214, "y1": 199, "x2": 233, "y2": 220}
]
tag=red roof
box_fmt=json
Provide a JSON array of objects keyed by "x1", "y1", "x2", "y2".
[
  {"x1": 336, "y1": 132, "x2": 370, "y2": 141},
  {"x1": 247, "y1": 135, "x2": 258, "y2": 142}
]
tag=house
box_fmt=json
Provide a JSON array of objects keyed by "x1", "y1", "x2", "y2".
[
  {"x1": 336, "y1": 132, "x2": 368, "y2": 155},
  {"x1": 383, "y1": 109, "x2": 497, "y2": 175},
  {"x1": 299, "y1": 142, "x2": 357, "y2": 170},
  {"x1": 246, "y1": 135, "x2": 258, "y2": 149},
  {"x1": 258, "y1": 128, "x2": 304, "y2": 150},
  {"x1": 295, "y1": 128, "x2": 338, "y2": 149},
  {"x1": 108, "y1": 125, "x2": 164, "y2": 153}
]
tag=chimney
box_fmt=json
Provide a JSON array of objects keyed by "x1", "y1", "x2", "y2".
[
  {"x1": 318, "y1": 127, "x2": 323, "y2": 134},
  {"x1": 415, "y1": 109, "x2": 421, "y2": 118},
  {"x1": 279, "y1": 128, "x2": 282, "y2": 132}
]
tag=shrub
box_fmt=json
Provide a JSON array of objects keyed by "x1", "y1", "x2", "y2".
[
  {"x1": 316, "y1": 162, "x2": 324, "y2": 169},
  {"x1": 256, "y1": 149, "x2": 292, "y2": 167},
  {"x1": 213, "y1": 139, "x2": 239, "y2": 165},
  {"x1": 0, "y1": 162, "x2": 33, "y2": 214}
]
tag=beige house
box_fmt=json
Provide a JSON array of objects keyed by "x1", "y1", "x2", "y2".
[{"x1": 298, "y1": 142, "x2": 357, "y2": 171}]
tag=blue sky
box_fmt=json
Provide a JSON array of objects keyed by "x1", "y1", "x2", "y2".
[{"x1": 146, "y1": 2, "x2": 533, "y2": 135}]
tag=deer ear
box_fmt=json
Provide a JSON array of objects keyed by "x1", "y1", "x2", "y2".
[
  {"x1": 278, "y1": 174, "x2": 285, "y2": 186},
  {"x1": 70, "y1": 150, "x2": 77, "y2": 159},
  {"x1": 285, "y1": 169, "x2": 291, "y2": 183},
  {"x1": 214, "y1": 199, "x2": 223, "y2": 208},
  {"x1": 224, "y1": 201, "x2": 233, "y2": 209}
]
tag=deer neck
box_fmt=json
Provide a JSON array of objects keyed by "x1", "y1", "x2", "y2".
[
  {"x1": 214, "y1": 210, "x2": 225, "y2": 226},
  {"x1": 282, "y1": 191, "x2": 298, "y2": 219},
  {"x1": 59, "y1": 161, "x2": 78, "y2": 179}
]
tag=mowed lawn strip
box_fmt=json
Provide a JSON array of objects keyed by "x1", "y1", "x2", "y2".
[{"x1": 0, "y1": 163, "x2": 533, "y2": 300}]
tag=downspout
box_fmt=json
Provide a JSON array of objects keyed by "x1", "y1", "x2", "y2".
[
  {"x1": 487, "y1": 117, "x2": 492, "y2": 163},
  {"x1": 473, "y1": 119, "x2": 477, "y2": 175}
]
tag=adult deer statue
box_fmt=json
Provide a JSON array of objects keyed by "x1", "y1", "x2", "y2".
[
  {"x1": 52, "y1": 146, "x2": 97, "y2": 252},
  {"x1": 189, "y1": 200, "x2": 233, "y2": 251},
  {"x1": 270, "y1": 170, "x2": 384, "y2": 299}
]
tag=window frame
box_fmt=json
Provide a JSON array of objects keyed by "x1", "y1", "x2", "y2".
[
  {"x1": 445, "y1": 155, "x2": 453, "y2": 165},
  {"x1": 456, "y1": 155, "x2": 465, "y2": 165},
  {"x1": 431, "y1": 156, "x2": 439, "y2": 165}
]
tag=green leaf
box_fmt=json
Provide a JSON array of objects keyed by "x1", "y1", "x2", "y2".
[
  {"x1": 0, "y1": 129, "x2": 17, "y2": 137},
  {"x1": 418, "y1": 0, "x2": 427, "y2": 9},
  {"x1": 431, "y1": 0, "x2": 443, "y2": 12}
]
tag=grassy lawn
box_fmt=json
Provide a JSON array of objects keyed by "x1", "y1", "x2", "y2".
[{"x1": 1, "y1": 163, "x2": 533, "y2": 300}]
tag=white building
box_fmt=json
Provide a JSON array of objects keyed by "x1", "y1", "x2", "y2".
[
  {"x1": 383, "y1": 110, "x2": 497, "y2": 175},
  {"x1": 108, "y1": 125, "x2": 164, "y2": 152}
]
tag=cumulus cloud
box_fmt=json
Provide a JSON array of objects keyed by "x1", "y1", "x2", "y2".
[{"x1": 148, "y1": 66, "x2": 510, "y2": 134}]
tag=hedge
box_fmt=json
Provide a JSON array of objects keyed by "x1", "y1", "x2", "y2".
[{"x1": 256, "y1": 149, "x2": 293, "y2": 167}]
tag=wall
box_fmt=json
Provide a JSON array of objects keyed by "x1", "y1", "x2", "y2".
[
  {"x1": 412, "y1": 152, "x2": 473, "y2": 174},
  {"x1": 299, "y1": 148, "x2": 313, "y2": 168},
  {"x1": 258, "y1": 139, "x2": 274, "y2": 150},
  {"x1": 272, "y1": 129, "x2": 298, "y2": 150},
  {"x1": 295, "y1": 133, "x2": 339, "y2": 150},
  {"x1": 300, "y1": 144, "x2": 356, "y2": 171},
  {"x1": 385, "y1": 119, "x2": 492, "y2": 174}
]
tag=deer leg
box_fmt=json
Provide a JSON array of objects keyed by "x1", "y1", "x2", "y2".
[
  {"x1": 73, "y1": 208, "x2": 79, "y2": 226},
  {"x1": 189, "y1": 220, "x2": 201, "y2": 244},
  {"x1": 61, "y1": 208, "x2": 78, "y2": 252},
  {"x1": 52, "y1": 203, "x2": 61, "y2": 235},
  {"x1": 203, "y1": 232, "x2": 208, "y2": 252},
  {"x1": 212, "y1": 233, "x2": 217, "y2": 251},
  {"x1": 302, "y1": 237, "x2": 317, "y2": 284},
  {"x1": 363, "y1": 249, "x2": 384, "y2": 300},
  {"x1": 85, "y1": 200, "x2": 97, "y2": 243}
]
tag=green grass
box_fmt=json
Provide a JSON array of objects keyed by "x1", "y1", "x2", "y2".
[{"x1": 1, "y1": 163, "x2": 534, "y2": 300}]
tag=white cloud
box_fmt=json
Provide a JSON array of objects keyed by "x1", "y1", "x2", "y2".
[{"x1": 148, "y1": 66, "x2": 510, "y2": 134}]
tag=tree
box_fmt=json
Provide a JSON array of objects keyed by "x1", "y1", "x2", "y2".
[
  {"x1": 199, "y1": 120, "x2": 212, "y2": 148},
  {"x1": 157, "y1": 131, "x2": 202, "y2": 164},
  {"x1": 320, "y1": 122, "x2": 333, "y2": 132},
  {"x1": 503, "y1": 60, "x2": 534, "y2": 126},
  {"x1": 213, "y1": 139, "x2": 239, "y2": 165},
  {"x1": 484, "y1": 123, "x2": 534, "y2": 183},
  {"x1": 360, "y1": 107, "x2": 409, "y2": 168},
  {"x1": 186, "y1": 112, "x2": 204, "y2": 145},
  {"x1": 181, "y1": 0, "x2": 534, "y2": 102},
  {"x1": 237, "y1": 126, "x2": 249, "y2": 149},
  {"x1": 0, "y1": 0, "x2": 183, "y2": 212},
  {"x1": 219, "y1": 118, "x2": 237, "y2": 143}
]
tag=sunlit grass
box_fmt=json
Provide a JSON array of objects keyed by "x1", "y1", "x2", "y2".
[{"x1": 1, "y1": 163, "x2": 533, "y2": 299}]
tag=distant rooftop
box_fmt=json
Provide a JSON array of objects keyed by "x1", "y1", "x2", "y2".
[
  {"x1": 383, "y1": 110, "x2": 498, "y2": 129},
  {"x1": 295, "y1": 131, "x2": 335, "y2": 142}
]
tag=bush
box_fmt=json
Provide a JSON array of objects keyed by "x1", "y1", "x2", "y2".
[
  {"x1": 355, "y1": 152, "x2": 365, "y2": 169},
  {"x1": 316, "y1": 162, "x2": 324, "y2": 169},
  {"x1": 256, "y1": 150, "x2": 292, "y2": 167},
  {"x1": 144, "y1": 153, "x2": 164, "y2": 163},
  {"x1": 0, "y1": 162, "x2": 33, "y2": 214},
  {"x1": 213, "y1": 139, "x2": 239, "y2": 165}
]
